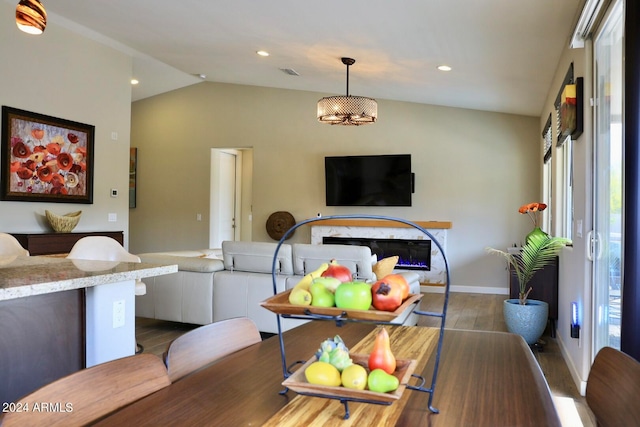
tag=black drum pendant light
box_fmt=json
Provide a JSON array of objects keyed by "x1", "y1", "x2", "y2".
[
  {"x1": 317, "y1": 57, "x2": 377, "y2": 126},
  {"x1": 16, "y1": 0, "x2": 47, "y2": 35}
]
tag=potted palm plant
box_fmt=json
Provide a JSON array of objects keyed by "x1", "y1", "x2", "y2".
[{"x1": 486, "y1": 203, "x2": 570, "y2": 344}]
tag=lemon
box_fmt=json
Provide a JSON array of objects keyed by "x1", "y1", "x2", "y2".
[
  {"x1": 341, "y1": 364, "x2": 368, "y2": 390},
  {"x1": 304, "y1": 361, "x2": 341, "y2": 386}
]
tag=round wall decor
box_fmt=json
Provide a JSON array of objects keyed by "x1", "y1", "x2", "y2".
[{"x1": 266, "y1": 211, "x2": 296, "y2": 240}]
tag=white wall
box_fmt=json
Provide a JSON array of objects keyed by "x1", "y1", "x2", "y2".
[
  {"x1": 130, "y1": 82, "x2": 541, "y2": 292},
  {"x1": 539, "y1": 37, "x2": 592, "y2": 393},
  {"x1": 0, "y1": 2, "x2": 132, "y2": 246}
]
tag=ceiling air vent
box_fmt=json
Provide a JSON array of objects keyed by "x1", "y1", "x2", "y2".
[{"x1": 280, "y1": 68, "x2": 300, "y2": 76}]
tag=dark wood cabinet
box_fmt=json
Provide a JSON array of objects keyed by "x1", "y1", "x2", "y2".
[
  {"x1": 11, "y1": 231, "x2": 124, "y2": 256},
  {"x1": 0, "y1": 289, "x2": 85, "y2": 405},
  {"x1": 509, "y1": 256, "x2": 559, "y2": 333}
]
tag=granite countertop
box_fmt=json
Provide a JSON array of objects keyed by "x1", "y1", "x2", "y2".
[{"x1": 0, "y1": 255, "x2": 177, "y2": 301}]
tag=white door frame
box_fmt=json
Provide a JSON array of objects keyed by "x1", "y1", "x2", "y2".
[{"x1": 210, "y1": 149, "x2": 243, "y2": 248}]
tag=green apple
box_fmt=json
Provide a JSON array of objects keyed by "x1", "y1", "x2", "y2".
[
  {"x1": 310, "y1": 282, "x2": 335, "y2": 307},
  {"x1": 334, "y1": 281, "x2": 372, "y2": 310}
]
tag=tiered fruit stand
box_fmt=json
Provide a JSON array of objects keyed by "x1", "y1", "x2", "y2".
[{"x1": 261, "y1": 214, "x2": 451, "y2": 419}]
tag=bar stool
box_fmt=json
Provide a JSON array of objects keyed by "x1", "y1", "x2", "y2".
[
  {"x1": 0, "y1": 233, "x2": 29, "y2": 257},
  {"x1": 67, "y1": 236, "x2": 146, "y2": 354}
]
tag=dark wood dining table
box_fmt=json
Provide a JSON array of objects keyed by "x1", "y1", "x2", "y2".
[{"x1": 92, "y1": 321, "x2": 561, "y2": 426}]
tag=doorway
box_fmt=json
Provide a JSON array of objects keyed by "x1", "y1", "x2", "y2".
[{"x1": 210, "y1": 149, "x2": 242, "y2": 248}]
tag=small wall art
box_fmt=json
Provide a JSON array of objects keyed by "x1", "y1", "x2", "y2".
[
  {"x1": 129, "y1": 147, "x2": 137, "y2": 208},
  {"x1": 559, "y1": 77, "x2": 583, "y2": 141},
  {"x1": 1, "y1": 106, "x2": 94, "y2": 203}
]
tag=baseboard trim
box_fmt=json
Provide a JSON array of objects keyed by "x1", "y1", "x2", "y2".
[
  {"x1": 556, "y1": 332, "x2": 588, "y2": 396},
  {"x1": 421, "y1": 285, "x2": 509, "y2": 295}
]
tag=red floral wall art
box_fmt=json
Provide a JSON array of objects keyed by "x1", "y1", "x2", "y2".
[{"x1": 1, "y1": 106, "x2": 94, "y2": 203}]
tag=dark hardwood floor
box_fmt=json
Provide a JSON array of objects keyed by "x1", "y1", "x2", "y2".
[{"x1": 136, "y1": 292, "x2": 595, "y2": 426}]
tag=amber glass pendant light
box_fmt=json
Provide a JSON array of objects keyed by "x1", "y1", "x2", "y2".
[{"x1": 16, "y1": 0, "x2": 47, "y2": 35}]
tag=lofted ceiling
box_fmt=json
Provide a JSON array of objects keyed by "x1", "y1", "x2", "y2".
[{"x1": 37, "y1": 0, "x2": 584, "y2": 117}]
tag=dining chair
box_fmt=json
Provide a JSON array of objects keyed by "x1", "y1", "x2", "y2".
[
  {"x1": 164, "y1": 317, "x2": 262, "y2": 382},
  {"x1": 0, "y1": 233, "x2": 29, "y2": 257},
  {"x1": 67, "y1": 236, "x2": 147, "y2": 353},
  {"x1": 0, "y1": 353, "x2": 170, "y2": 427},
  {"x1": 585, "y1": 346, "x2": 640, "y2": 427}
]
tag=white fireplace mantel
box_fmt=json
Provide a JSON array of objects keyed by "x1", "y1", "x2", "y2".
[{"x1": 310, "y1": 219, "x2": 451, "y2": 285}]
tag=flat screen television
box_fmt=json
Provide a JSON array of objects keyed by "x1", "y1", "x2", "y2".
[{"x1": 325, "y1": 154, "x2": 413, "y2": 206}]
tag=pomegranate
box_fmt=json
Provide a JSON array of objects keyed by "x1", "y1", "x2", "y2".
[{"x1": 321, "y1": 259, "x2": 353, "y2": 283}]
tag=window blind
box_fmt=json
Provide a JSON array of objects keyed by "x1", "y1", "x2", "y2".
[{"x1": 543, "y1": 114, "x2": 552, "y2": 163}]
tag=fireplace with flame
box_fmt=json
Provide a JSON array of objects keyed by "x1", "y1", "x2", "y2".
[{"x1": 322, "y1": 236, "x2": 431, "y2": 271}]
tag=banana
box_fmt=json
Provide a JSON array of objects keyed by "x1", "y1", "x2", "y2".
[
  {"x1": 293, "y1": 263, "x2": 329, "y2": 291},
  {"x1": 310, "y1": 262, "x2": 329, "y2": 279}
]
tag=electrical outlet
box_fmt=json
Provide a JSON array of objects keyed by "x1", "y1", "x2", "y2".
[
  {"x1": 108, "y1": 213, "x2": 117, "y2": 222},
  {"x1": 196, "y1": 213, "x2": 202, "y2": 221},
  {"x1": 113, "y1": 300, "x2": 125, "y2": 328},
  {"x1": 111, "y1": 188, "x2": 118, "y2": 197}
]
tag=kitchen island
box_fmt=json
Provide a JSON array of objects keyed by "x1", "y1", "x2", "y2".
[{"x1": 0, "y1": 255, "x2": 177, "y2": 405}]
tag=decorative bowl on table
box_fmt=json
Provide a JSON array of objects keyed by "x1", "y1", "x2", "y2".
[
  {"x1": 261, "y1": 290, "x2": 422, "y2": 322},
  {"x1": 283, "y1": 353, "x2": 417, "y2": 404},
  {"x1": 45, "y1": 210, "x2": 82, "y2": 232}
]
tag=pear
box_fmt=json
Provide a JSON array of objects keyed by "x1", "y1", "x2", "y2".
[
  {"x1": 288, "y1": 288, "x2": 312, "y2": 305},
  {"x1": 311, "y1": 276, "x2": 342, "y2": 293},
  {"x1": 367, "y1": 368, "x2": 399, "y2": 393},
  {"x1": 310, "y1": 282, "x2": 335, "y2": 307}
]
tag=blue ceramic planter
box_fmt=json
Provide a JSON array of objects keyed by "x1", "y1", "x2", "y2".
[{"x1": 503, "y1": 299, "x2": 548, "y2": 345}]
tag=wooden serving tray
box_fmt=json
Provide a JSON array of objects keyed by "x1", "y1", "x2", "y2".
[
  {"x1": 260, "y1": 291, "x2": 422, "y2": 322},
  {"x1": 282, "y1": 353, "x2": 417, "y2": 404}
]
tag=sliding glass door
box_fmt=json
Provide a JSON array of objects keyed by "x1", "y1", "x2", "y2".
[{"x1": 592, "y1": 0, "x2": 623, "y2": 352}]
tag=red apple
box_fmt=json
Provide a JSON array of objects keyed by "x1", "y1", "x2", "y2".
[{"x1": 321, "y1": 259, "x2": 353, "y2": 283}]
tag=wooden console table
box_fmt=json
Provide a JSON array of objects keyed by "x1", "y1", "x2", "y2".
[{"x1": 10, "y1": 231, "x2": 124, "y2": 256}]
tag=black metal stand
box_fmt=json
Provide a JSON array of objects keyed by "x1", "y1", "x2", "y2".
[{"x1": 270, "y1": 214, "x2": 452, "y2": 418}]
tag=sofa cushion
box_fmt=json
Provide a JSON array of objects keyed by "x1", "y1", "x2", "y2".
[
  {"x1": 292, "y1": 243, "x2": 374, "y2": 281},
  {"x1": 222, "y1": 241, "x2": 293, "y2": 275},
  {"x1": 138, "y1": 253, "x2": 224, "y2": 273}
]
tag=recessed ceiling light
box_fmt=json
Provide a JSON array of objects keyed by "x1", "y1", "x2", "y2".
[
  {"x1": 131, "y1": 79, "x2": 139, "y2": 85},
  {"x1": 437, "y1": 65, "x2": 452, "y2": 72},
  {"x1": 256, "y1": 50, "x2": 270, "y2": 57},
  {"x1": 198, "y1": 74, "x2": 207, "y2": 79}
]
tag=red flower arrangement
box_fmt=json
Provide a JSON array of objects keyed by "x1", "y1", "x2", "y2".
[{"x1": 519, "y1": 202, "x2": 547, "y2": 228}]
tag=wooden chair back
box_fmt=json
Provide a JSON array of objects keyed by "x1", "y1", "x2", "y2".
[
  {"x1": 164, "y1": 317, "x2": 262, "y2": 382},
  {"x1": 586, "y1": 346, "x2": 640, "y2": 427},
  {"x1": 0, "y1": 354, "x2": 170, "y2": 427}
]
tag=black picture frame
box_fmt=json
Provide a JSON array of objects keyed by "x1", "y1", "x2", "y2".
[
  {"x1": 1, "y1": 106, "x2": 94, "y2": 203},
  {"x1": 129, "y1": 147, "x2": 137, "y2": 208}
]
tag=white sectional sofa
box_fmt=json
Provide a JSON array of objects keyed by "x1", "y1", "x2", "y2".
[{"x1": 136, "y1": 242, "x2": 421, "y2": 333}]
